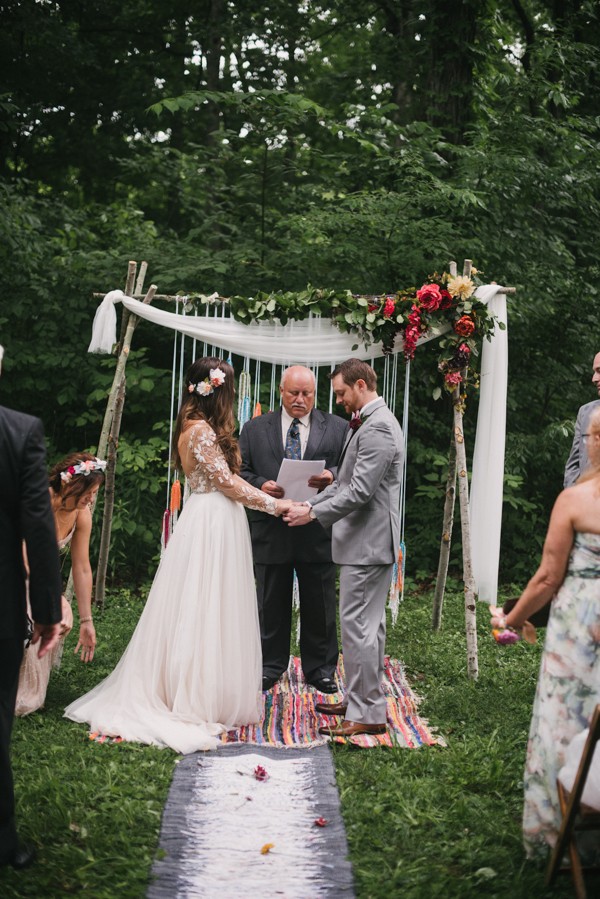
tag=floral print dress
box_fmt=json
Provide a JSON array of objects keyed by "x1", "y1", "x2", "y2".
[{"x1": 523, "y1": 531, "x2": 600, "y2": 857}]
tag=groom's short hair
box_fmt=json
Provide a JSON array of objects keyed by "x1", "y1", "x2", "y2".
[{"x1": 331, "y1": 358, "x2": 377, "y2": 391}]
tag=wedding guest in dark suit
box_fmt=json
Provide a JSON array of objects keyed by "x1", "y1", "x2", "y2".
[
  {"x1": 239, "y1": 365, "x2": 347, "y2": 693},
  {"x1": 0, "y1": 344, "x2": 62, "y2": 869},
  {"x1": 564, "y1": 351, "x2": 600, "y2": 487}
]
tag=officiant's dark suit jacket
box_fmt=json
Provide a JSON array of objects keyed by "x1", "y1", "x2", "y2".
[
  {"x1": 0, "y1": 405, "x2": 61, "y2": 858},
  {"x1": 239, "y1": 408, "x2": 348, "y2": 682}
]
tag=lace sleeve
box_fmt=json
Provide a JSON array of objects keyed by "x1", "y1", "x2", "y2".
[{"x1": 186, "y1": 421, "x2": 279, "y2": 515}]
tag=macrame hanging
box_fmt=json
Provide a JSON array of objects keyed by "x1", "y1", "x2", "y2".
[{"x1": 155, "y1": 303, "x2": 413, "y2": 616}]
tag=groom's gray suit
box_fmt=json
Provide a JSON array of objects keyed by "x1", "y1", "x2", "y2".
[
  {"x1": 309, "y1": 397, "x2": 403, "y2": 725},
  {"x1": 564, "y1": 399, "x2": 600, "y2": 487}
]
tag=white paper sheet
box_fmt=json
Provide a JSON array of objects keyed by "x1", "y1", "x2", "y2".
[{"x1": 276, "y1": 458, "x2": 326, "y2": 501}]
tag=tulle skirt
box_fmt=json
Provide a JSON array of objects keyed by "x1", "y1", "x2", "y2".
[{"x1": 64, "y1": 491, "x2": 262, "y2": 754}]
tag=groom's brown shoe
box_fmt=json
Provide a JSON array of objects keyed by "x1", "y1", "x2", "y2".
[
  {"x1": 318, "y1": 719, "x2": 387, "y2": 737},
  {"x1": 314, "y1": 700, "x2": 348, "y2": 716}
]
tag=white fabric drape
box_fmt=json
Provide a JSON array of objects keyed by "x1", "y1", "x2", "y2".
[
  {"x1": 87, "y1": 290, "x2": 124, "y2": 353},
  {"x1": 98, "y1": 296, "x2": 451, "y2": 364},
  {"x1": 470, "y1": 285, "x2": 508, "y2": 603},
  {"x1": 88, "y1": 284, "x2": 507, "y2": 604}
]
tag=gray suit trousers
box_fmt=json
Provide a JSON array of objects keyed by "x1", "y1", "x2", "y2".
[{"x1": 339, "y1": 563, "x2": 393, "y2": 724}]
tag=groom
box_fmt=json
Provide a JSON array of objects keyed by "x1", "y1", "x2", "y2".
[{"x1": 285, "y1": 358, "x2": 403, "y2": 737}]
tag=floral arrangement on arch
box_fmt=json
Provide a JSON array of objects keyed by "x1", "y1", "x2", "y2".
[
  {"x1": 357, "y1": 268, "x2": 500, "y2": 398},
  {"x1": 186, "y1": 266, "x2": 501, "y2": 400}
]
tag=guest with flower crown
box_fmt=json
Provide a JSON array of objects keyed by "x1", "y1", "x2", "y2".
[{"x1": 15, "y1": 452, "x2": 105, "y2": 716}]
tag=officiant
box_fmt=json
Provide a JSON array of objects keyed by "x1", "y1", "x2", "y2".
[{"x1": 239, "y1": 365, "x2": 347, "y2": 693}]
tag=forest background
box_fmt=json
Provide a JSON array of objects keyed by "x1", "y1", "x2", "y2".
[{"x1": 1, "y1": 0, "x2": 599, "y2": 587}]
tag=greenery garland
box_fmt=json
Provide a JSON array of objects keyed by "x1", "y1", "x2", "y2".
[{"x1": 185, "y1": 267, "x2": 503, "y2": 400}]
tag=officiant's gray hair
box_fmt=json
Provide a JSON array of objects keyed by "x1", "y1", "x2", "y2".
[{"x1": 280, "y1": 366, "x2": 316, "y2": 389}]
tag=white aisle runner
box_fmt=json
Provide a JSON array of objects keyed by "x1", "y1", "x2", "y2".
[{"x1": 148, "y1": 745, "x2": 355, "y2": 898}]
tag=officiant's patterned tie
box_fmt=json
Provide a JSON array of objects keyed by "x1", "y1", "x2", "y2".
[{"x1": 284, "y1": 418, "x2": 302, "y2": 460}]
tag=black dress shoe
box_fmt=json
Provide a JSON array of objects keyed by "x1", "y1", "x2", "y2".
[
  {"x1": 308, "y1": 676, "x2": 338, "y2": 694},
  {"x1": 1, "y1": 842, "x2": 37, "y2": 869},
  {"x1": 262, "y1": 674, "x2": 279, "y2": 691}
]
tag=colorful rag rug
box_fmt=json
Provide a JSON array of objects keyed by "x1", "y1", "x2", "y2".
[
  {"x1": 221, "y1": 655, "x2": 445, "y2": 750},
  {"x1": 90, "y1": 655, "x2": 444, "y2": 750}
]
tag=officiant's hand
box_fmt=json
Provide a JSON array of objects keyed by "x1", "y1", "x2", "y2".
[
  {"x1": 308, "y1": 470, "x2": 333, "y2": 490},
  {"x1": 284, "y1": 502, "x2": 312, "y2": 527},
  {"x1": 261, "y1": 479, "x2": 285, "y2": 499}
]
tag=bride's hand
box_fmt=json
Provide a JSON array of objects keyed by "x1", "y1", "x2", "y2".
[{"x1": 275, "y1": 499, "x2": 293, "y2": 516}]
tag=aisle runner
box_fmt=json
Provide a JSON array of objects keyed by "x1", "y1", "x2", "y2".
[
  {"x1": 148, "y1": 744, "x2": 354, "y2": 899},
  {"x1": 222, "y1": 655, "x2": 445, "y2": 749}
]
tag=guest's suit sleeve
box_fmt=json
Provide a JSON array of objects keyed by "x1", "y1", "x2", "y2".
[
  {"x1": 20, "y1": 418, "x2": 62, "y2": 625},
  {"x1": 310, "y1": 421, "x2": 397, "y2": 527},
  {"x1": 239, "y1": 420, "x2": 268, "y2": 490},
  {"x1": 564, "y1": 406, "x2": 583, "y2": 488}
]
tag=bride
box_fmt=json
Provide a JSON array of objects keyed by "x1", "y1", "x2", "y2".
[{"x1": 65, "y1": 357, "x2": 290, "y2": 754}]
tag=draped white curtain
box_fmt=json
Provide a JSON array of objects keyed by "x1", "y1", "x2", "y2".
[{"x1": 89, "y1": 285, "x2": 508, "y2": 603}]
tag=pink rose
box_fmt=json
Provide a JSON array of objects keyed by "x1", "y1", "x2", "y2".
[
  {"x1": 416, "y1": 283, "x2": 442, "y2": 311},
  {"x1": 444, "y1": 371, "x2": 463, "y2": 387}
]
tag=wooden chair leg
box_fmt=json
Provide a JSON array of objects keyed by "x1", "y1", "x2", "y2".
[{"x1": 557, "y1": 781, "x2": 587, "y2": 899}]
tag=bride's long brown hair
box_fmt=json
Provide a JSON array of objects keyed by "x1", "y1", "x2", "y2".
[{"x1": 171, "y1": 357, "x2": 240, "y2": 473}]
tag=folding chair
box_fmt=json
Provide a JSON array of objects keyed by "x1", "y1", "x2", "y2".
[{"x1": 545, "y1": 704, "x2": 600, "y2": 899}]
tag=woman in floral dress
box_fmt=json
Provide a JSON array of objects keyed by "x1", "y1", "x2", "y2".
[{"x1": 492, "y1": 408, "x2": 600, "y2": 858}]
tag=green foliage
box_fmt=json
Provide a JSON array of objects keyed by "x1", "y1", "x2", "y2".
[{"x1": 1, "y1": 2, "x2": 599, "y2": 581}]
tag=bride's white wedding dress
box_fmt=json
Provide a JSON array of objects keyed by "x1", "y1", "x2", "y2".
[{"x1": 64, "y1": 420, "x2": 278, "y2": 754}]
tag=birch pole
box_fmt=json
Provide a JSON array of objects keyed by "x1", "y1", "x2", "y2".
[
  {"x1": 432, "y1": 260, "x2": 459, "y2": 631},
  {"x1": 94, "y1": 378, "x2": 126, "y2": 609},
  {"x1": 432, "y1": 435, "x2": 457, "y2": 630},
  {"x1": 93, "y1": 281, "x2": 157, "y2": 605},
  {"x1": 454, "y1": 258, "x2": 478, "y2": 679}
]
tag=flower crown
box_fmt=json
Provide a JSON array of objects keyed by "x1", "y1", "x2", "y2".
[
  {"x1": 188, "y1": 368, "x2": 226, "y2": 396},
  {"x1": 60, "y1": 458, "x2": 107, "y2": 484}
]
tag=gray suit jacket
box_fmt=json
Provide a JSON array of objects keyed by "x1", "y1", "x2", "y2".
[
  {"x1": 310, "y1": 398, "x2": 404, "y2": 565},
  {"x1": 564, "y1": 399, "x2": 600, "y2": 487}
]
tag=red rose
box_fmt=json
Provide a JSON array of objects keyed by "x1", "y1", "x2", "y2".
[
  {"x1": 454, "y1": 315, "x2": 475, "y2": 337},
  {"x1": 416, "y1": 283, "x2": 442, "y2": 311},
  {"x1": 439, "y1": 289, "x2": 453, "y2": 310}
]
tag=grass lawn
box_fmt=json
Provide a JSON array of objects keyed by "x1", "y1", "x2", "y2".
[{"x1": 2, "y1": 580, "x2": 592, "y2": 898}]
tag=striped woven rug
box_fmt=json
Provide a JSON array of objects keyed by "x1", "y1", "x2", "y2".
[{"x1": 222, "y1": 655, "x2": 445, "y2": 750}]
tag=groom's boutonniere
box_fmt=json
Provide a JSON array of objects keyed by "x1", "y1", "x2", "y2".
[{"x1": 348, "y1": 411, "x2": 362, "y2": 431}]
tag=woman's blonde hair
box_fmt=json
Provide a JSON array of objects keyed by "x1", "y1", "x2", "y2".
[
  {"x1": 577, "y1": 407, "x2": 600, "y2": 484},
  {"x1": 171, "y1": 357, "x2": 240, "y2": 473}
]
